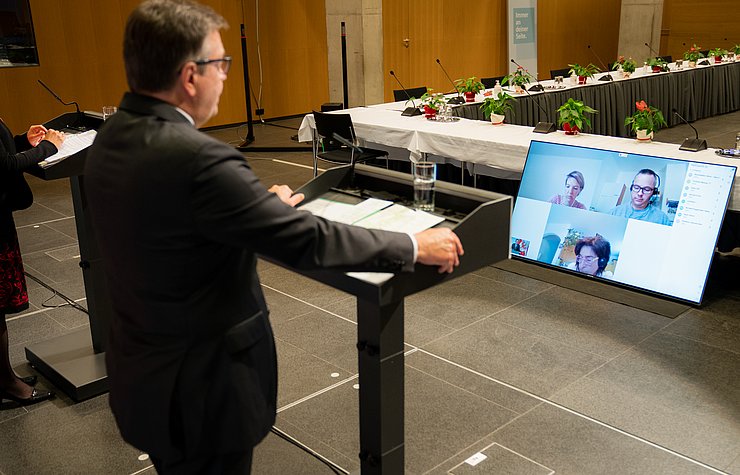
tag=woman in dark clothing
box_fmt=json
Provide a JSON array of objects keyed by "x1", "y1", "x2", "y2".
[{"x1": 0, "y1": 118, "x2": 64, "y2": 405}]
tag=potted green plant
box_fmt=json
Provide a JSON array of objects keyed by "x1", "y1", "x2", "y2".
[
  {"x1": 556, "y1": 98, "x2": 598, "y2": 135},
  {"x1": 454, "y1": 76, "x2": 485, "y2": 103},
  {"x1": 501, "y1": 66, "x2": 533, "y2": 93},
  {"x1": 480, "y1": 92, "x2": 516, "y2": 125},
  {"x1": 419, "y1": 89, "x2": 447, "y2": 119},
  {"x1": 568, "y1": 63, "x2": 600, "y2": 84},
  {"x1": 624, "y1": 100, "x2": 667, "y2": 141},
  {"x1": 647, "y1": 57, "x2": 668, "y2": 73},
  {"x1": 683, "y1": 44, "x2": 704, "y2": 67},
  {"x1": 708, "y1": 47, "x2": 727, "y2": 63},
  {"x1": 612, "y1": 56, "x2": 637, "y2": 77}
]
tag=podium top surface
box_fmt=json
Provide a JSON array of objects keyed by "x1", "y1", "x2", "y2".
[
  {"x1": 29, "y1": 112, "x2": 103, "y2": 180},
  {"x1": 281, "y1": 165, "x2": 513, "y2": 303}
]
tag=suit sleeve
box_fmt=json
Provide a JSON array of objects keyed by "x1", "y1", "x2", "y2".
[
  {"x1": 0, "y1": 138, "x2": 57, "y2": 172},
  {"x1": 189, "y1": 144, "x2": 415, "y2": 273}
]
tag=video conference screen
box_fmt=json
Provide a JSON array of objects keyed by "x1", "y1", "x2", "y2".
[{"x1": 511, "y1": 140, "x2": 736, "y2": 304}]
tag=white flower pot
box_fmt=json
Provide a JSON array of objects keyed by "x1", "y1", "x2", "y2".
[
  {"x1": 636, "y1": 129, "x2": 654, "y2": 141},
  {"x1": 490, "y1": 113, "x2": 505, "y2": 125}
]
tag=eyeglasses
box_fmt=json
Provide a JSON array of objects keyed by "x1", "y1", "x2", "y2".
[
  {"x1": 576, "y1": 255, "x2": 598, "y2": 264},
  {"x1": 194, "y1": 56, "x2": 232, "y2": 74},
  {"x1": 630, "y1": 184, "x2": 655, "y2": 194}
]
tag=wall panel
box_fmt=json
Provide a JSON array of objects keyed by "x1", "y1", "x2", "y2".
[{"x1": 662, "y1": 0, "x2": 739, "y2": 62}]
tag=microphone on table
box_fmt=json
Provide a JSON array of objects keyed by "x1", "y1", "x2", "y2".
[
  {"x1": 673, "y1": 109, "x2": 708, "y2": 152},
  {"x1": 587, "y1": 45, "x2": 613, "y2": 81},
  {"x1": 37, "y1": 79, "x2": 86, "y2": 131},
  {"x1": 520, "y1": 81, "x2": 556, "y2": 134},
  {"x1": 389, "y1": 70, "x2": 423, "y2": 117},
  {"x1": 435, "y1": 59, "x2": 465, "y2": 104},
  {"x1": 510, "y1": 58, "x2": 544, "y2": 92}
]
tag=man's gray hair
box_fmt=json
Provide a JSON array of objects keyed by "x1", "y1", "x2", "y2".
[{"x1": 124, "y1": 0, "x2": 228, "y2": 93}]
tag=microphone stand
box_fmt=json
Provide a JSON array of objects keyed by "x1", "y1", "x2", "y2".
[
  {"x1": 435, "y1": 59, "x2": 464, "y2": 104},
  {"x1": 389, "y1": 71, "x2": 423, "y2": 117},
  {"x1": 510, "y1": 59, "x2": 544, "y2": 92},
  {"x1": 521, "y1": 85, "x2": 556, "y2": 134},
  {"x1": 37, "y1": 79, "x2": 86, "y2": 132},
  {"x1": 673, "y1": 110, "x2": 708, "y2": 152},
  {"x1": 587, "y1": 45, "x2": 613, "y2": 81}
]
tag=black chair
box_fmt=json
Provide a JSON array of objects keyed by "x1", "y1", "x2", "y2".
[
  {"x1": 311, "y1": 110, "x2": 388, "y2": 180},
  {"x1": 550, "y1": 67, "x2": 571, "y2": 79},
  {"x1": 658, "y1": 55, "x2": 672, "y2": 63},
  {"x1": 393, "y1": 86, "x2": 427, "y2": 102},
  {"x1": 481, "y1": 76, "x2": 505, "y2": 89}
]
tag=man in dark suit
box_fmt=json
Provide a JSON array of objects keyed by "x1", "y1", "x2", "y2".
[{"x1": 84, "y1": 1, "x2": 463, "y2": 473}]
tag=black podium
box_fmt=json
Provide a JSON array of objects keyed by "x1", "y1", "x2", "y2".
[
  {"x1": 24, "y1": 111, "x2": 111, "y2": 401},
  {"x1": 287, "y1": 164, "x2": 512, "y2": 474}
]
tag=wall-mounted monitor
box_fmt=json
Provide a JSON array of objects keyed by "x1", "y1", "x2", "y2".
[
  {"x1": 0, "y1": 1, "x2": 39, "y2": 67},
  {"x1": 511, "y1": 140, "x2": 736, "y2": 304}
]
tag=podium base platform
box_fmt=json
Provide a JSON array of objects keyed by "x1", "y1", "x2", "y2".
[{"x1": 25, "y1": 329, "x2": 108, "y2": 402}]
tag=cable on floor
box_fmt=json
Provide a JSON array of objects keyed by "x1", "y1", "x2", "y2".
[
  {"x1": 24, "y1": 271, "x2": 88, "y2": 314},
  {"x1": 270, "y1": 426, "x2": 349, "y2": 474}
]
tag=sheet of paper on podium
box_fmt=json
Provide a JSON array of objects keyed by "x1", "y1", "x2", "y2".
[{"x1": 39, "y1": 129, "x2": 97, "y2": 168}]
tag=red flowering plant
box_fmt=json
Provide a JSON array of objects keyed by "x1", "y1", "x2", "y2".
[
  {"x1": 624, "y1": 100, "x2": 667, "y2": 135},
  {"x1": 683, "y1": 44, "x2": 704, "y2": 62}
]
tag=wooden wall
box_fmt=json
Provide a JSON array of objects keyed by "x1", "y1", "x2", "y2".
[
  {"x1": 383, "y1": 0, "x2": 508, "y2": 102},
  {"x1": 661, "y1": 0, "x2": 740, "y2": 60},
  {"x1": 0, "y1": 0, "x2": 328, "y2": 134},
  {"x1": 538, "y1": 0, "x2": 622, "y2": 80}
]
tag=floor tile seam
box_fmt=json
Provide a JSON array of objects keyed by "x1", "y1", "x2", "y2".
[
  {"x1": 45, "y1": 309, "x2": 89, "y2": 331},
  {"x1": 415, "y1": 348, "x2": 728, "y2": 474},
  {"x1": 418, "y1": 290, "x2": 547, "y2": 349},
  {"x1": 276, "y1": 337, "x2": 352, "y2": 374},
  {"x1": 276, "y1": 347, "x2": 418, "y2": 413},
  {"x1": 443, "y1": 441, "x2": 555, "y2": 475},
  {"x1": 16, "y1": 214, "x2": 75, "y2": 229},
  {"x1": 658, "y1": 328, "x2": 740, "y2": 357},
  {"x1": 128, "y1": 465, "x2": 154, "y2": 475},
  {"x1": 471, "y1": 268, "x2": 556, "y2": 294},
  {"x1": 5, "y1": 299, "x2": 87, "y2": 322},
  {"x1": 260, "y1": 283, "x2": 357, "y2": 326},
  {"x1": 269, "y1": 424, "x2": 354, "y2": 473},
  {"x1": 403, "y1": 363, "x2": 523, "y2": 417}
]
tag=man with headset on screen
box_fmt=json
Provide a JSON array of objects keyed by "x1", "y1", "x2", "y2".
[{"x1": 608, "y1": 168, "x2": 672, "y2": 225}]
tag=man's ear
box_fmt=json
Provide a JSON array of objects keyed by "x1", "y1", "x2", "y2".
[{"x1": 179, "y1": 62, "x2": 198, "y2": 98}]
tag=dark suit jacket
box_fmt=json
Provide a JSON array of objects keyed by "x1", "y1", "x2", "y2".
[{"x1": 84, "y1": 92, "x2": 415, "y2": 461}]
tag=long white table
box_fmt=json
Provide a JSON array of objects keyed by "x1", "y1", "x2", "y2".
[{"x1": 298, "y1": 106, "x2": 740, "y2": 211}]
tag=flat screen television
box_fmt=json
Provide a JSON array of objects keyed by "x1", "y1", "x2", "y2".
[{"x1": 511, "y1": 140, "x2": 736, "y2": 304}]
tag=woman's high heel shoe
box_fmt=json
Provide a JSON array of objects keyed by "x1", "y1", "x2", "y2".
[
  {"x1": 0, "y1": 388, "x2": 54, "y2": 406},
  {"x1": 20, "y1": 375, "x2": 38, "y2": 386}
]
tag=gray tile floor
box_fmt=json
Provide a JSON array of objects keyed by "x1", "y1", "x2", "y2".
[{"x1": 1, "y1": 113, "x2": 739, "y2": 474}]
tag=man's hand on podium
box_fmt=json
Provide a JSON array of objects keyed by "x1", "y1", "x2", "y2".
[
  {"x1": 269, "y1": 184, "x2": 305, "y2": 207},
  {"x1": 415, "y1": 228, "x2": 464, "y2": 274}
]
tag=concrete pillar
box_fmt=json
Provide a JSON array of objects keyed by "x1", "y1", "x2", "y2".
[
  {"x1": 325, "y1": 0, "x2": 383, "y2": 108},
  {"x1": 617, "y1": 0, "x2": 665, "y2": 63}
]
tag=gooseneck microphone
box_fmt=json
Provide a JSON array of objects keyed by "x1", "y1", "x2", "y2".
[
  {"x1": 644, "y1": 42, "x2": 661, "y2": 58},
  {"x1": 389, "y1": 70, "x2": 423, "y2": 117},
  {"x1": 435, "y1": 59, "x2": 464, "y2": 104},
  {"x1": 587, "y1": 45, "x2": 613, "y2": 81},
  {"x1": 519, "y1": 82, "x2": 556, "y2": 134},
  {"x1": 510, "y1": 58, "x2": 544, "y2": 92},
  {"x1": 673, "y1": 109, "x2": 708, "y2": 152},
  {"x1": 37, "y1": 79, "x2": 86, "y2": 131}
]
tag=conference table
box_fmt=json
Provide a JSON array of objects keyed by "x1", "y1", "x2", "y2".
[
  {"x1": 297, "y1": 105, "x2": 740, "y2": 212},
  {"x1": 453, "y1": 59, "x2": 740, "y2": 137}
]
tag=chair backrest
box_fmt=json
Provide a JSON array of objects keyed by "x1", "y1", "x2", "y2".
[
  {"x1": 658, "y1": 55, "x2": 672, "y2": 63},
  {"x1": 550, "y1": 67, "x2": 571, "y2": 79},
  {"x1": 312, "y1": 110, "x2": 355, "y2": 143},
  {"x1": 393, "y1": 86, "x2": 427, "y2": 102},
  {"x1": 481, "y1": 76, "x2": 505, "y2": 89}
]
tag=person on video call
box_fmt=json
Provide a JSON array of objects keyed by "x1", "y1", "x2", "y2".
[
  {"x1": 569, "y1": 234, "x2": 613, "y2": 278},
  {"x1": 548, "y1": 170, "x2": 586, "y2": 209},
  {"x1": 83, "y1": 1, "x2": 463, "y2": 473},
  {"x1": 608, "y1": 168, "x2": 671, "y2": 225}
]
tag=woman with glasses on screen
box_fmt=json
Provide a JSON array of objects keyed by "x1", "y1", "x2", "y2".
[
  {"x1": 549, "y1": 170, "x2": 586, "y2": 209},
  {"x1": 569, "y1": 234, "x2": 613, "y2": 278}
]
